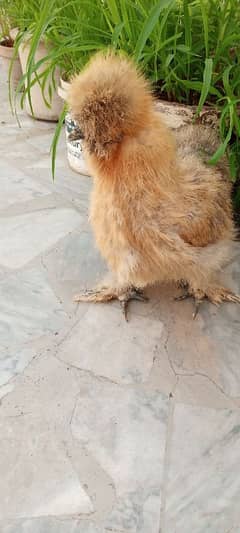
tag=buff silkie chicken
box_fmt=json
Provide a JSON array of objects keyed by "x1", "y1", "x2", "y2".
[{"x1": 67, "y1": 52, "x2": 240, "y2": 320}]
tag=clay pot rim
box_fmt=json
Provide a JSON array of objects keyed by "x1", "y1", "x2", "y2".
[{"x1": 0, "y1": 41, "x2": 16, "y2": 59}]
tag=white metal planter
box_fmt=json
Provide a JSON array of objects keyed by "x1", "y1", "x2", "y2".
[
  {"x1": 58, "y1": 77, "x2": 90, "y2": 176},
  {"x1": 64, "y1": 111, "x2": 90, "y2": 176}
]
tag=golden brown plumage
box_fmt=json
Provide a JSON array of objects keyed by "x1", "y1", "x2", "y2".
[{"x1": 68, "y1": 52, "x2": 240, "y2": 318}]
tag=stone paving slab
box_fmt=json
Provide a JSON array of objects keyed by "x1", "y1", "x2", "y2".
[
  {"x1": 0, "y1": 520, "x2": 114, "y2": 533},
  {"x1": 72, "y1": 380, "x2": 168, "y2": 533},
  {"x1": 57, "y1": 305, "x2": 163, "y2": 384},
  {"x1": 0, "y1": 266, "x2": 66, "y2": 369},
  {"x1": 0, "y1": 72, "x2": 240, "y2": 533},
  {"x1": 0, "y1": 208, "x2": 82, "y2": 269},
  {"x1": 164, "y1": 404, "x2": 240, "y2": 533}
]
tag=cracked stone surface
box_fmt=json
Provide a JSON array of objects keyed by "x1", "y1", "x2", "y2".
[
  {"x1": 0, "y1": 208, "x2": 82, "y2": 269},
  {"x1": 71, "y1": 376, "x2": 168, "y2": 532},
  {"x1": 57, "y1": 305, "x2": 163, "y2": 384},
  {"x1": 0, "y1": 69, "x2": 240, "y2": 533},
  {"x1": 0, "y1": 520, "x2": 117, "y2": 533},
  {"x1": 164, "y1": 404, "x2": 240, "y2": 533},
  {"x1": 0, "y1": 267, "x2": 67, "y2": 386}
]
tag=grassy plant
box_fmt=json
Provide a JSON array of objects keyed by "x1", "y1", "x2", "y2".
[
  {"x1": 0, "y1": 0, "x2": 14, "y2": 44},
  {"x1": 5, "y1": 0, "x2": 240, "y2": 210}
]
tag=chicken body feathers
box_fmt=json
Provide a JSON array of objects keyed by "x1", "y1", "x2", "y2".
[{"x1": 68, "y1": 52, "x2": 235, "y2": 300}]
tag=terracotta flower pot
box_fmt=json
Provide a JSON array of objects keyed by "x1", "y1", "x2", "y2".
[
  {"x1": 58, "y1": 77, "x2": 90, "y2": 176},
  {"x1": 0, "y1": 40, "x2": 22, "y2": 90},
  {"x1": 18, "y1": 38, "x2": 63, "y2": 121}
]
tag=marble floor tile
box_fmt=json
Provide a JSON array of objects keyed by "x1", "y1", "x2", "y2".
[
  {"x1": 0, "y1": 382, "x2": 14, "y2": 400},
  {"x1": 0, "y1": 267, "x2": 66, "y2": 385},
  {"x1": 0, "y1": 345, "x2": 38, "y2": 388},
  {"x1": 0, "y1": 519, "x2": 106, "y2": 533},
  {"x1": 41, "y1": 227, "x2": 106, "y2": 313},
  {"x1": 164, "y1": 403, "x2": 240, "y2": 533},
  {"x1": 0, "y1": 207, "x2": 83, "y2": 269},
  {"x1": 71, "y1": 377, "x2": 169, "y2": 532},
  {"x1": 57, "y1": 305, "x2": 163, "y2": 384},
  {"x1": 30, "y1": 162, "x2": 92, "y2": 202},
  {"x1": 26, "y1": 129, "x2": 57, "y2": 153},
  {"x1": 0, "y1": 354, "x2": 95, "y2": 520},
  {"x1": 0, "y1": 161, "x2": 51, "y2": 209},
  {"x1": 174, "y1": 373, "x2": 236, "y2": 409},
  {"x1": 0, "y1": 136, "x2": 40, "y2": 159},
  {"x1": 0, "y1": 420, "x2": 93, "y2": 519},
  {"x1": 155, "y1": 244, "x2": 240, "y2": 401},
  {"x1": 23, "y1": 163, "x2": 92, "y2": 214},
  {"x1": 43, "y1": 228, "x2": 106, "y2": 285},
  {"x1": 0, "y1": 127, "x2": 32, "y2": 150},
  {"x1": 200, "y1": 247, "x2": 240, "y2": 398}
]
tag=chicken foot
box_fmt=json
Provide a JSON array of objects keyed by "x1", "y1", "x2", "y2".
[
  {"x1": 175, "y1": 283, "x2": 240, "y2": 319},
  {"x1": 74, "y1": 286, "x2": 148, "y2": 321}
]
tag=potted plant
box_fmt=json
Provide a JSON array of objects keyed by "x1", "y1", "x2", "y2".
[
  {"x1": 5, "y1": 0, "x2": 240, "y2": 216},
  {"x1": 8, "y1": 0, "x2": 64, "y2": 121},
  {"x1": 9, "y1": 0, "x2": 109, "y2": 123},
  {"x1": 17, "y1": 35, "x2": 63, "y2": 121},
  {"x1": 10, "y1": 0, "x2": 110, "y2": 124},
  {"x1": 0, "y1": 3, "x2": 22, "y2": 89},
  {"x1": 51, "y1": 0, "x2": 239, "y2": 215}
]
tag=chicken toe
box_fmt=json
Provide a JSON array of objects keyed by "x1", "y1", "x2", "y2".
[{"x1": 118, "y1": 288, "x2": 148, "y2": 321}]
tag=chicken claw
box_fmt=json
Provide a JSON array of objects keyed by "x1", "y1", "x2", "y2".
[
  {"x1": 174, "y1": 289, "x2": 203, "y2": 319},
  {"x1": 192, "y1": 299, "x2": 202, "y2": 320},
  {"x1": 174, "y1": 291, "x2": 191, "y2": 302},
  {"x1": 74, "y1": 286, "x2": 148, "y2": 321},
  {"x1": 118, "y1": 288, "x2": 148, "y2": 321}
]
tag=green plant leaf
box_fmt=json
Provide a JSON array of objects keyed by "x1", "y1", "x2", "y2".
[
  {"x1": 196, "y1": 58, "x2": 213, "y2": 115},
  {"x1": 134, "y1": 0, "x2": 174, "y2": 62},
  {"x1": 51, "y1": 103, "x2": 67, "y2": 180},
  {"x1": 200, "y1": 0, "x2": 209, "y2": 57},
  {"x1": 209, "y1": 103, "x2": 234, "y2": 164},
  {"x1": 111, "y1": 21, "x2": 124, "y2": 47}
]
